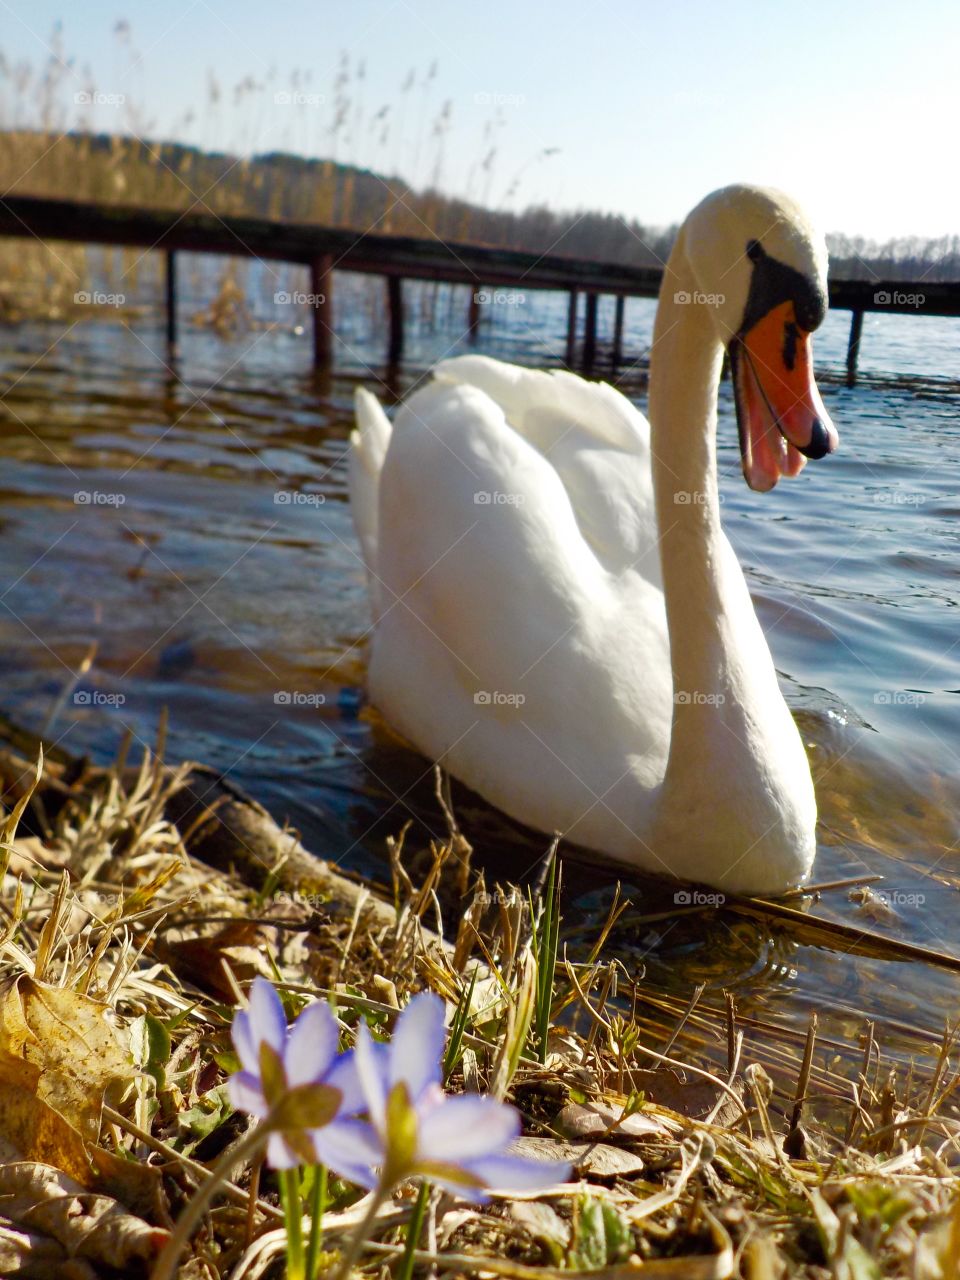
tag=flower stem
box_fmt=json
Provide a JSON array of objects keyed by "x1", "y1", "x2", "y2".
[
  {"x1": 150, "y1": 1122, "x2": 267, "y2": 1280},
  {"x1": 305, "y1": 1164, "x2": 328, "y2": 1279},
  {"x1": 281, "y1": 1167, "x2": 306, "y2": 1280},
  {"x1": 397, "y1": 1181, "x2": 430, "y2": 1280},
  {"x1": 328, "y1": 1184, "x2": 389, "y2": 1280}
]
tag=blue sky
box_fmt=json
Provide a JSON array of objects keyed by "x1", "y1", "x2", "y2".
[{"x1": 2, "y1": 0, "x2": 957, "y2": 239}]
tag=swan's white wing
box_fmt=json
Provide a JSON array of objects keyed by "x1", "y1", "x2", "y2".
[
  {"x1": 364, "y1": 372, "x2": 671, "y2": 847},
  {"x1": 433, "y1": 356, "x2": 658, "y2": 579},
  {"x1": 433, "y1": 355, "x2": 647, "y2": 451},
  {"x1": 350, "y1": 388, "x2": 392, "y2": 622}
]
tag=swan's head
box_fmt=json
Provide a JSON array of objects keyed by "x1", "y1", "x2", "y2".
[{"x1": 681, "y1": 184, "x2": 838, "y2": 491}]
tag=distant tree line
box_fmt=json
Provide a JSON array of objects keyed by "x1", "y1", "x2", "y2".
[
  {"x1": 2, "y1": 130, "x2": 958, "y2": 281},
  {"x1": 824, "y1": 232, "x2": 960, "y2": 283}
]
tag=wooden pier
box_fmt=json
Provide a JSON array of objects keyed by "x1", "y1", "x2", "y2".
[{"x1": 1, "y1": 194, "x2": 958, "y2": 382}]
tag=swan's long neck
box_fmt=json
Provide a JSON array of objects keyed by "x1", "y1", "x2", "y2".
[
  {"x1": 647, "y1": 229, "x2": 814, "y2": 886},
  {"x1": 649, "y1": 229, "x2": 728, "y2": 716}
]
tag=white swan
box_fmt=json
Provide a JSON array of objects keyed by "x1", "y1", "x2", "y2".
[{"x1": 348, "y1": 185, "x2": 838, "y2": 895}]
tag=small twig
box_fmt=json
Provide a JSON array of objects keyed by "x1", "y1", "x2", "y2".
[
  {"x1": 660, "y1": 982, "x2": 705, "y2": 1059},
  {"x1": 705, "y1": 1030, "x2": 743, "y2": 1127},
  {"x1": 789, "y1": 1013, "x2": 819, "y2": 1134},
  {"x1": 725, "y1": 992, "x2": 737, "y2": 1078},
  {"x1": 335, "y1": 885, "x2": 369, "y2": 985},
  {"x1": 782, "y1": 873, "x2": 884, "y2": 897},
  {"x1": 245, "y1": 1152, "x2": 263, "y2": 1251}
]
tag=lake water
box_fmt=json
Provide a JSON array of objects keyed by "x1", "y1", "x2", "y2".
[{"x1": 1, "y1": 260, "x2": 959, "y2": 1073}]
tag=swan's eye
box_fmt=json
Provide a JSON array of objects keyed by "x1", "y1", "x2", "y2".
[
  {"x1": 746, "y1": 239, "x2": 764, "y2": 262},
  {"x1": 783, "y1": 320, "x2": 799, "y2": 370}
]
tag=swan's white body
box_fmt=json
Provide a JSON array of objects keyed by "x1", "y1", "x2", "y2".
[{"x1": 349, "y1": 186, "x2": 835, "y2": 895}]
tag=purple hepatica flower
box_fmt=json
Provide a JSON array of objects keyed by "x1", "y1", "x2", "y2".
[
  {"x1": 314, "y1": 992, "x2": 572, "y2": 1201},
  {"x1": 228, "y1": 977, "x2": 362, "y2": 1169}
]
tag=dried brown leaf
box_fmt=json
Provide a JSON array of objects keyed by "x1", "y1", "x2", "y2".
[
  {"x1": 0, "y1": 1161, "x2": 168, "y2": 1269},
  {"x1": 513, "y1": 1135, "x2": 646, "y2": 1178},
  {"x1": 0, "y1": 976, "x2": 130, "y2": 1139},
  {"x1": 0, "y1": 977, "x2": 164, "y2": 1217},
  {"x1": 556, "y1": 1101, "x2": 673, "y2": 1142},
  {"x1": 0, "y1": 1221, "x2": 79, "y2": 1280}
]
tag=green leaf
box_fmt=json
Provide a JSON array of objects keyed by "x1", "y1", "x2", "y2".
[
  {"x1": 809, "y1": 1188, "x2": 882, "y2": 1280},
  {"x1": 163, "y1": 1004, "x2": 198, "y2": 1033},
  {"x1": 213, "y1": 1047, "x2": 241, "y2": 1075},
  {"x1": 255, "y1": 864, "x2": 283, "y2": 909},
  {"x1": 569, "y1": 1196, "x2": 633, "y2": 1270},
  {"x1": 846, "y1": 1182, "x2": 914, "y2": 1235},
  {"x1": 621, "y1": 1090, "x2": 646, "y2": 1118},
  {"x1": 443, "y1": 968, "x2": 479, "y2": 1082},
  {"x1": 180, "y1": 1083, "x2": 233, "y2": 1147},
  {"x1": 130, "y1": 1013, "x2": 171, "y2": 1089},
  {"x1": 529, "y1": 846, "x2": 561, "y2": 1065},
  {"x1": 490, "y1": 949, "x2": 537, "y2": 1100}
]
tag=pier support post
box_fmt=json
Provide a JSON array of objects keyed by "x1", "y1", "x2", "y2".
[
  {"x1": 582, "y1": 292, "x2": 598, "y2": 370},
  {"x1": 565, "y1": 290, "x2": 578, "y2": 366},
  {"x1": 846, "y1": 308, "x2": 864, "y2": 386},
  {"x1": 310, "y1": 253, "x2": 334, "y2": 369},
  {"x1": 612, "y1": 294, "x2": 625, "y2": 367},
  {"x1": 387, "y1": 276, "x2": 404, "y2": 363},
  {"x1": 468, "y1": 285, "x2": 481, "y2": 341},
  {"x1": 164, "y1": 250, "x2": 177, "y2": 359}
]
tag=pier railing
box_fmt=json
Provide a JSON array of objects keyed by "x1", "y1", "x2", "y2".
[{"x1": 1, "y1": 194, "x2": 957, "y2": 380}]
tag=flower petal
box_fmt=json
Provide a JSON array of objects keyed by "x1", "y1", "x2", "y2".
[
  {"x1": 389, "y1": 994, "x2": 445, "y2": 1102},
  {"x1": 231, "y1": 1010, "x2": 260, "y2": 1075},
  {"x1": 354, "y1": 1022, "x2": 389, "y2": 1129},
  {"x1": 466, "y1": 1153, "x2": 573, "y2": 1193},
  {"x1": 311, "y1": 1118, "x2": 383, "y2": 1189},
  {"x1": 325, "y1": 1048, "x2": 372, "y2": 1116},
  {"x1": 426, "y1": 1172, "x2": 492, "y2": 1203},
  {"x1": 285, "y1": 1000, "x2": 339, "y2": 1087},
  {"x1": 246, "y1": 978, "x2": 288, "y2": 1055},
  {"x1": 418, "y1": 1095, "x2": 519, "y2": 1163},
  {"x1": 227, "y1": 1071, "x2": 269, "y2": 1118},
  {"x1": 265, "y1": 1131, "x2": 303, "y2": 1170}
]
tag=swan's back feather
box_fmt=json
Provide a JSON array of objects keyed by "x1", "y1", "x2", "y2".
[
  {"x1": 434, "y1": 355, "x2": 647, "y2": 452},
  {"x1": 433, "y1": 356, "x2": 657, "y2": 576}
]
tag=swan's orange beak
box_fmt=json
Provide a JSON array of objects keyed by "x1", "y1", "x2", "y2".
[{"x1": 731, "y1": 300, "x2": 839, "y2": 492}]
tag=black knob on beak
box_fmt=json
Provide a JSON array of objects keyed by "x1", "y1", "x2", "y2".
[{"x1": 796, "y1": 417, "x2": 832, "y2": 460}]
